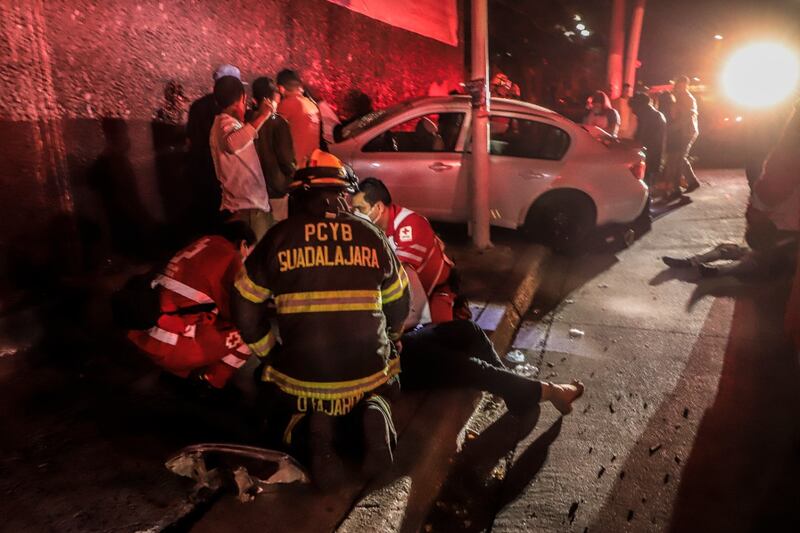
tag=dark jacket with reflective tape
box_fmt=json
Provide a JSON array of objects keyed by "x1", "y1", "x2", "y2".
[{"x1": 232, "y1": 211, "x2": 410, "y2": 401}]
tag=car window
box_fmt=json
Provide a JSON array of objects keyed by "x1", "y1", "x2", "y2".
[
  {"x1": 489, "y1": 116, "x2": 570, "y2": 160},
  {"x1": 362, "y1": 112, "x2": 465, "y2": 153},
  {"x1": 339, "y1": 97, "x2": 433, "y2": 140}
]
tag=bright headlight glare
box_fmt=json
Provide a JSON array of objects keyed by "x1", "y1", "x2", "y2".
[{"x1": 721, "y1": 42, "x2": 799, "y2": 108}]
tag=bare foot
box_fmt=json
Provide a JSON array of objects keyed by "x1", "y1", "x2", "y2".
[{"x1": 548, "y1": 380, "x2": 585, "y2": 415}]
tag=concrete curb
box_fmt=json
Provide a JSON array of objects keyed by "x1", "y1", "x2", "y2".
[
  {"x1": 488, "y1": 244, "x2": 551, "y2": 355},
  {"x1": 337, "y1": 243, "x2": 552, "y2": 533}
]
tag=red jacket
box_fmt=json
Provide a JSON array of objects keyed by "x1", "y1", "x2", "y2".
[
  {"x1": 384, "y1": 204, "x2": 453, "y2": 296},
  {"x1": 128, "y1": 235, "x2": 250, "y2": 387}
]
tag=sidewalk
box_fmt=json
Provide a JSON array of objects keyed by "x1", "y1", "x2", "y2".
[{"x1": 0, "y1": 230, "x2": 551, "y2": 532}]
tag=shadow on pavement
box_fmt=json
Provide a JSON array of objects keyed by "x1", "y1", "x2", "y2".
[
  {"x1": 651, "y1": 196, "x2": 693, "y2": 222},
  {"x1": 532, "y1": 253, "x2": 619, "y2": 321},
  {"x1": 668, "y1": 281, "x2": 800, "y2": 532},
  {"x1": 589, "y1": 280, "x2": 800, "y2": 532},
  {"x1": 686, "y1": 276, "x2": 752, "y2": 310},
  {"x1": 422, "y1": 409, "x2": 563, "y2": 532},
  {"x1": 649, "y1": 266, "x2": 700, "y2": 287}
]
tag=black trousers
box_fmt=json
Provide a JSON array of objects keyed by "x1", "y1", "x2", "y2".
[
  {"x1": 400, "y1": 320, "x2": 541, "y2": 410},
  {"x1": 256, "y1": 377, "x2": 398, "y2": 465}
]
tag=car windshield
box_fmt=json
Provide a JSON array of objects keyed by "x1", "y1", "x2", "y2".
[{"x1": 339, "y1": 98, "x2": 427, "y2": 140}]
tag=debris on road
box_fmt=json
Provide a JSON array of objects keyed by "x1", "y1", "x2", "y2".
[
  {"x1": 597, "y1": 466, "x2": 606, "y2": 478},
  {"x1": 513, "y1": 363, "x2": 538, "y2": 377},
  {"x1": 165, "y1": 443, "x2": 310, "y2": 498},
  {"x1": 609, "y1": 402, "x2": 615, "y2": 413},
  {"x1": 598, "y1": 283, "x2": 609, "y2": 289},
  {"x1": 648, "y1": 444, "x2": 663, "y2": 456},
  {"x1": 565, "y1": 299, "x2": 575, "y2": 304},
  {"x1": 627, "y1": 510, "x2": 635, "y2": 522},
  {"x1": 663, "y1": 474, "x2": 671, "y2": 484},
  {"x1": 682, "y1": 408, "x2": 689, "y2": 418},
  {"x1": 505, "y1": 349, "x2": 525, "y2": 364},
  {"x1": 568, "y1": 502, "x2": 579, "y2": 524},
  {"x1": 233, "y1": 467, "x2": 257, "y2": 503},
  {"x1": 569, "y1": 328, "x2": 585, "y2": 338}
]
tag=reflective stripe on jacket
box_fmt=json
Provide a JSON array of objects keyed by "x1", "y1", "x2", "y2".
[{"x1": 231, "y1": 211, "x2": 410, "y2": 402}]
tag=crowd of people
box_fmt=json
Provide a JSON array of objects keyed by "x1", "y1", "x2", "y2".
[
  {"x1": 116, "y1": 64, "x2": 585, "y2": 488},
  {"x1": 583, "y1": 75, "x2": 701, "y2": 204}
]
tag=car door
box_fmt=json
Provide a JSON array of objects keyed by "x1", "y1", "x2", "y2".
[
  {"x1": 487, "y1": 114, "x2": 571, "y2": 227},
  {"x1": 350, "y1": 110, "x2": 470, "y2": 221}
]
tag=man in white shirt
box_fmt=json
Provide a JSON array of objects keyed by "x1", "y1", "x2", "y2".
[{"x1": 209, "y1": 75, "x2": 273, "y2": 241}]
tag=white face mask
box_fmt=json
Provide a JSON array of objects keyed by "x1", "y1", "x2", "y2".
[{"x1": 352, "y1": 209, "x2": 373, "y2": 224}]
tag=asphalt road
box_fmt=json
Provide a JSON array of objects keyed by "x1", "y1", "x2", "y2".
[
  {"x1": 2, "y1": 169, "x2": 797, "y2": 533},
  {"x1": 485, "y1": 169, "x2": 800, "y2": 532}
]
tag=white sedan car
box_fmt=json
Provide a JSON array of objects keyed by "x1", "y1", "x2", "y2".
[{"x1": 331, "y1": 96, "x2": 649, "y2": 253}]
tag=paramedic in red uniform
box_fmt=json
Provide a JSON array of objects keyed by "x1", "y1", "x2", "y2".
[
  {"x1": 351, "y1": 177, "x2": 458, "y2": 324},
  {"x1": 128, "y1": 222, "x2": 256, "y2": 389}
]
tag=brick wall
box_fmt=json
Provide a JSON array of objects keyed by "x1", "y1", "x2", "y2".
[{"x1": 0, "y1": 0, "x2": 464, "y2": 281}]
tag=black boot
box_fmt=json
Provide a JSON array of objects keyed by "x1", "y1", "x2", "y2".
[
  {"x1": 361, "y1": 397, "x2": 395, "y2": 480},
  {"x1": 307, "y1": 412, "x2": 347, "y2": 491}
]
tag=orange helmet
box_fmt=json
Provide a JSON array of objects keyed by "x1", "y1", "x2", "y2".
[{"x1": 288, "y1": 149, "x2": 358, "y2": 194}]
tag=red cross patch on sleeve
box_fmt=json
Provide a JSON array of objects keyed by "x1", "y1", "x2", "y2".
[{"x1": 399, "y1": 226, "x2": 413, "y2": 242}]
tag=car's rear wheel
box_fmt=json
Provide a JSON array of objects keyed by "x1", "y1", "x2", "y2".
[{"x1": 525, "y1": 191, "x2": 597, "y2": 255}]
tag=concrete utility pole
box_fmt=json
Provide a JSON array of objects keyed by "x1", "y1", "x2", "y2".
[
  {"x1": 624, "y1": 0, "x2": 646, "y2": 91},
  {"x1": 607, "y1": 0, "x2": 626, "y2": 100},
  {"x1": 470, "y1": 0, "x2": 492, "y2": 249}
]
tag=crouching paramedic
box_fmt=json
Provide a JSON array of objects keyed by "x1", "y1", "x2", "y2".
[
  {"x1": 127, "y1": 222, "x2": 256, "y2": 388},
  {"x1": 231, "y1": 150, "x2": 409, "y2": 487},
  {"x1": 352, "y1": 177, "x2": 467, "y2": 324}
]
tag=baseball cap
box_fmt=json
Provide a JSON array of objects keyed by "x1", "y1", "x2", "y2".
[{"x1": 213, "y1": 64, "x2": 244, "y2": 82}]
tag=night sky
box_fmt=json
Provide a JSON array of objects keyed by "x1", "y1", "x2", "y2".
[{"x1": 639, "y1": 0, "x2": 800, "y2": 84}]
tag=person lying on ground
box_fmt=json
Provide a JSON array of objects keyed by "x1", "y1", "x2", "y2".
[
  {"x1": 662, "y1": 103, "x2": 800, "y2": 279},
  {"x1": 397, "y1": 263, "x2": 584, "y2": 415},
  {"x1": 401, "y1": 318, "x2": 585, "y2": 416}
]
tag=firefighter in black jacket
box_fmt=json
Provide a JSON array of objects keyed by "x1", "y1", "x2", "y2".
[{"x1": 231, "y1": 150, "x2": 409, "y2": 488}]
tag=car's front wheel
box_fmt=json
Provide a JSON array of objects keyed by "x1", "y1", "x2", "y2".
[{"x1": 525, "y1": 192, "x2": 597, "y2": 255}]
